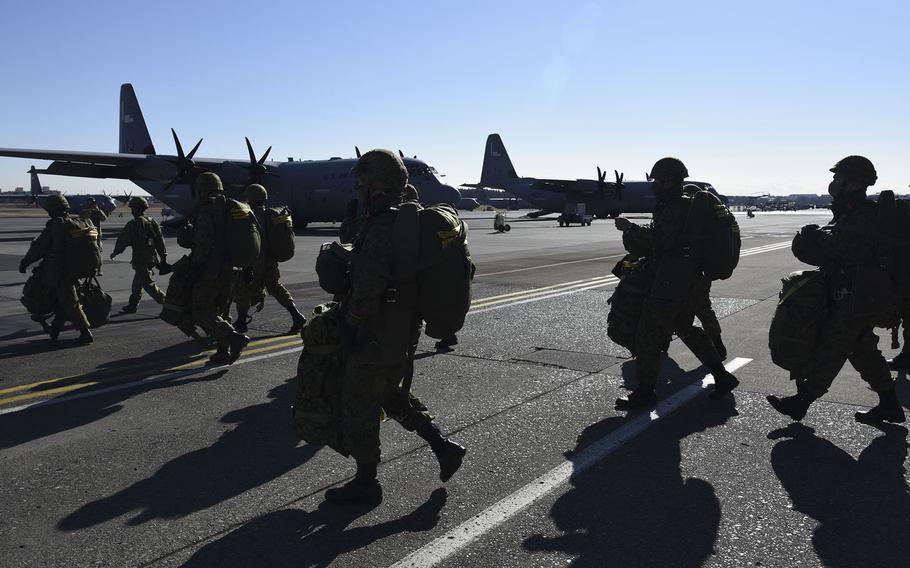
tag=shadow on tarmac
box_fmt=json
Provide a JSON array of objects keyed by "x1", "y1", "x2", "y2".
[
  {"x1": 179, "y1": 488, "x2": 447, "y2": 567},
  {"x1": 768, "y1": 422, "x2": 910, "y2": 567},
  {"x1": 57, "y1": 379, "x2": 320, "y2": 531},
  {"x1": 522, "y1": 396, "x2": 738, "y2": 566}
]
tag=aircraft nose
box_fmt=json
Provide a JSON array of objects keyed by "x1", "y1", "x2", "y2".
[{"x1": 442, "y1": 184, "x2": 461, "y2": 206}]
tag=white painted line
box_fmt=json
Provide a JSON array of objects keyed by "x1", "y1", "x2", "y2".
[
  {"x1": 0, "y1": 346, "x2": 303, "y2": 416},
  {"x1": 476, "y1": 255, "x2": 623, "y2": 278},
  {"x1": 471, "y1": 278, "x2": 618, "y2": 314},
  {"x1": 388, "y1": 357, "x2": 752, "y2": 568}
]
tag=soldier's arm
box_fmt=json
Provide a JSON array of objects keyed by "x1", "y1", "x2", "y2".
[
  {"x1": 111, "y1": 220, "x2": 132, "y2": 257},
  {"x1": 622, "y1": 223, "x2": 655, "y2": 257},
  {"x1": 21, "y1": 220, "x2": 56, "y2": 269},
  {"x1": 192, "y1": 209, "x2": 215, "y2": 264},
  {"x1": 152, "y1": 220, "x2": 168, "y2": 261},
  {"x1": 346, "y1": 223, "x2": 393, "y2": 326}
]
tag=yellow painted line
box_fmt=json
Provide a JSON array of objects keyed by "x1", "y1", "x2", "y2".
[
  {"x1": 0, "y1": 373, "x2": 85, "y2": 395},
  {"x1": 0, "y1": 380, "x2": 102, "y2": 405},
  {"x1": 471, "y1": 276, "x2": 617, "y2": 309},
  {"x1": 470, "y1": 275, "x2": 613, "y2": 305}
]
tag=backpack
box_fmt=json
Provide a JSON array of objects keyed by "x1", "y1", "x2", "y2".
[
  {"x1": 768, "y1": 270, "x2": 828, "y2": 371},
  {"x1": 224, "y1": 198, "x2": 261, "y2": 269},
  {"x1": 685, "y1": 191, "x2": 740, "y2": 280},
  {"x1": 607, "y1": 261, "x2": 653, "y2": 353},
  {"x1": 21, "y1": 265, "x2": 56, "y2": 318},
  {"x1": 292, "y1": 302, "x2": 346, "y2": 453},
  {"x1": 887, "y1": 193, "x2": 910, "y2": 299},
  {"x1": 77, "y1": 277, "x2": 112, "y2": 328},
  {"x1": 263, "y1": 206, "x2": 295, "y2": 263},
  {"x1": 160, "y1": 257, "x2": 194, "y2": 327},
  {"x1": 395, "y1": 202, "x2": 475, "y2": 339},
  {"x1": 62, "y1": 216, "x2": 102, "y2": 279}
]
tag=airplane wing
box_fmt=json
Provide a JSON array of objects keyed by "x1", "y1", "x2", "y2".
[{"x1": 0, "y1": 148, "x2": 148, "y2": 165}]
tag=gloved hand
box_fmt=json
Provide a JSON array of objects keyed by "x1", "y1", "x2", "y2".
[
  {"x1": 614, "y1": 217, "x2": 633, "y2": 232},
  {"x1": 799, "y1": 224, "x2": 820, "y2": 237}
]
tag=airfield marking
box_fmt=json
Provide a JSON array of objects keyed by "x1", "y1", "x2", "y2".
[
  {"x1": 389, "y1": 357, "x2": 753, "y2": 568},
  {"x1": 0, "y1": 241, "x2": 790, "y2": 412},
  {"x1": 475, "y1": 254, "x2": 623, "y2": 278}
]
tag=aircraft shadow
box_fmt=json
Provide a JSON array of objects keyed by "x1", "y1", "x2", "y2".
[
  {"x1": 768, "y1": 422, "x2": 910, "y2": 567},
  {"x1": 179, "y1": 488, "x2": 447, "y2": 567},
  {"x1": 57, "y1": 378, "x2": 321, "y2": 531},
  {"x1": 522, "y1": 396, "x2": 738, "y2": 567}
]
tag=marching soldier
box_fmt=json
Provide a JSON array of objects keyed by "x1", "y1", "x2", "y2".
[{"x1": 111, "y1": 196, "x2": 168, "y2": 313}]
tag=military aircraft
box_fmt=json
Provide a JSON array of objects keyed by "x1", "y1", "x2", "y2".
[
  {"x1": 0, "y1": 84, "x2": 461, "y2": 228},
  {"x1": 468, "y1": 133, "x2": 725, "y2": 218},
  {"x1": 0, "y1": 165, "x2": 119, "y2": 216}
]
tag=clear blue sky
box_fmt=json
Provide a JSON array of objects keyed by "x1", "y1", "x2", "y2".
[{"x1": 0, "y1": 0, "x2": 907, "y2": 195}]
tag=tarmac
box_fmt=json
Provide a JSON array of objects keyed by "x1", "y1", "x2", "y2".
[{"x1": 1, "y1": 209, "x2": 908, "y2": 568}]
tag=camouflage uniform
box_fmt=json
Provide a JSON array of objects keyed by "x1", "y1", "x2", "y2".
[
  {"x1": 82, "y1": 201, "x2": 107, "y2": 252},
  {"x1": 190, "y1": 194, "x2": 238, "y2": 345},
  {"x1": 20, "y1": 197, "x2": 92, "y2": 340},
  {"x1": 112, "y1": 204, "x2": 167, "y2": 310}
]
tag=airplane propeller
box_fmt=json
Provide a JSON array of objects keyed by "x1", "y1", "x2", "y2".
[
  {"x1": 161, "y1": 128, "x2": 203, "y2": 193},
  {"x1": 242, "y1": 137, "x2": 278, "y2": 185},
  {"x1": 613, "y1": 170, "x2": 624, "y2": 200},
  {"x1": 355, "y1": 146, "x2": 362, "y2": 158}
]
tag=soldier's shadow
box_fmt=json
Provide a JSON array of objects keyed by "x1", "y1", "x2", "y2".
[
  {"x1": 179, "y1": 488, "x2": 447, "y2": 567},
  {"x1": 618, "y1": 356, "x2": 707, "y2": 391},
  {"x1": 57, "y1": 379, "x2": 321, "y2": 531},
  {"x1": 522, "y1": 396, "x2": 738, "y2": 567},
  {"x1": 769, "y1": 422, "x2": 910, "y2": 567}
]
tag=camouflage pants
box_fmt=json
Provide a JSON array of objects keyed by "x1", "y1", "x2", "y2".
[
  {"x1": 235, "y1": 262, "x2": 293, "y2": 311},
  {"x1": 55, "y1": 280, "x2": 90, "y2": 330},
  {"x1": 634, "y1": 294, "x2": 723, "y2": 387},
  {"x1": 192, "y1": 276, "x2": 237, "y2": 345},
  {"x1": 797, "y1": 305, "x2": 894, "y2": 398},
  {"x1": 129, "y1": 263, "x2": 165, "y2": 307},
  {"x1": 693, "y1": 282, "x2": 721, "y2": 338},
  {"x1": 340, "y1": 354, "x2": 434, "y2": 463}
]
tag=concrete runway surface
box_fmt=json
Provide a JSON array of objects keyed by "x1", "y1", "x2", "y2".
[{"x1": 1, "y1": 210, "x2": 908, "y2": 567}]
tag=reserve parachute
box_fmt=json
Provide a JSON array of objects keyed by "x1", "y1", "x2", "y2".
[
  {"x1": 263, "y1": 206, "x2": 295, "y2": 262},
  {"x1": 606, "y1": 259, "x2": 651, "y2": 353},
  {"x1": 685, "y1": 191, "x2": 740, "y2": 280},
  {"x1": 62, "y1": 216, "x2": 102, "y2": 278},
  {"x1": 224, "y1": 198, "x2": 261, "y2": 269},
  {"x1": 768, "y1": 270, "x2": 828, "y2": 371}
]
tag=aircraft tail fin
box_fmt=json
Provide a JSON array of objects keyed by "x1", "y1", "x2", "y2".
[
  {"x1": 480, "y1": 133, "x2": 518, "y2": 186},
  {"x1": 119, "y1": 83, "x2": 156, "y2": 155},
  {"x1": 29, "y1": 166, "x2": 42, "y2": 195}
]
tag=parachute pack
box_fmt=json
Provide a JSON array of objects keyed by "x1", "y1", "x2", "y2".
[
  {"x1": 77, "y1": 277, "x2": 112, "y2": 328},
  {"x1": 292, "y1": 302, "x2": 346, "y2": 452},
  {"x1": 263, "y1": 206, "x2": 295, "y2": 263},
  {"x1": 224, "y1": 198, "x2": 261, "y2": 269},
  {"x1": 768, "y1": 270, "x2": 828, "y2": 372},
  {"x1": 21, "y1": 265, "x2": 56, "y2": 318},
  {"x1": 62, "y1": 216, "x2": 102, "y2": 279},
  {"x1": 395, "y1": 202, "x2": 475, "y2": 339},
  {"x1": 684, "y1": 191, "x2": 741, "y2": 281},
  {"x1": 160, "y1": 256, "x2": 194, "y2": 327},
  {"x1": 894, "y1": 196, "x2": 910, "y2": 299}
]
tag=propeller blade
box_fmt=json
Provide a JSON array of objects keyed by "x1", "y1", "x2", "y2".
[
  {"x1": 245, "y1": 137, "x2": 257, "y2": 164},
  {"x1": 258, "y1": 145, "x2": 272, "y2": 165},
  {"x1": 171, "y1": 129, "x2": 185, "y2": 159},
  {"x1": 187, "y1": 138, "x2": 203, "y2": 160},
  {"x1": 355, "y1": 146, "x2": 362, "y2": 158},
  {"x1": 398, "y1": 149, "x2": 405, "y2": 159}
]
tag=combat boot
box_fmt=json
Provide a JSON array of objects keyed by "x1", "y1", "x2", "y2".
[
  {"x1": 325, "y1": 461, "x2": 382, "y2": 505},
  {"x1": 417, "y1": 422, "x2": 467, "y2": 482},
  {"x1": 287, "y1": 303, "x2": 306, "y2": 335},
  {"x1": 48, "y1": 318, "x2": 63, "y2": 341},
  {"x1": 76, "y1": 328, "x2": 94, "y2": 344},
  {"x1": 227, "y1": 332, "x2": 251, "y2": 364},
  {"x1": 234, "y1": 308, "x2": 249, "y2": 334},
  {"x1": 435, "y1": 335, "x2": 459, "y2": 351},
  {"x1": 888, "y1": 350, "x2": 910, "y2": 371},
  {"x1": 615, "y1": 384, "x2": 657, "y2": 411},
  {"x1": 712, "y1": 335, "x2": 728, "y2": 361},
  {"x1": 855, "y1": 389, "x2": 906, "y2": 425},
  {"x1": 208, "y1": 344, "x2": 231, "y2": 365},
  {"x1": 709, "y1": 367, "x2": 739, "y2": 400},
  {"x1": 121, "y1": 303, "x2": 138, "y2": 314},
  {"x1": 766, "y1": 392, "x2": 815, "y2": 421}
]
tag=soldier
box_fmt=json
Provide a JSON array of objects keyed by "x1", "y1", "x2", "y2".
[
  {"x1": 82, "y1": 197, "x2": 107, "y2": 250},
  {"x1": 613, "y1": 157, "x2": 739, "y2": 409},
  {"x1": 19, "y1": 194, "x2": 94, "y2": 343},
  {"x1": 767, "y1": 156, "x2": 905, "y2": 424},
  {"x1": 110, "y1": 196, "x2": 168, "y2": 313},
  {"x1": 233, "y1": 184, "x2": 306, "y2": 335},
  {"x1": 189, "y1": 172, "x2": 250, "y2": 365},
  {"x1": 325, "y1": 149, "x2": 465, "y2": 505},
  {"x1": 683, "y1": 184, "x2": 727, "y2": 360}
]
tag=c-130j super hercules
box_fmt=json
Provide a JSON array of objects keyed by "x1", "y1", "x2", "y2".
[{"x1": 0, "y1": 84, "x2": 461, "y2": 227}]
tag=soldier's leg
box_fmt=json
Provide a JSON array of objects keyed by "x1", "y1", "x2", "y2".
[
  {"x1": 694, "y1": 284, "x2": 726, "y2": 359},
  {"x1": 849, "y1": 326, "x2": 904, "y2": 424},
  {"x1": 138, "y1": 265, "x2": 165, "y2": 304},
  {"x1": 891, "y1": 303, "x2": 910, "y2": 370},
  {"x1": 193, "y1": 279, "x2": 248, "y2": 364},
  {"x1": 56, "y1": 281, "x2": 92, "y2": 343},
  {"x1": 617, "y1": 300, "x2": 671, "y2": 409},
  {"x1": 673, "y1": 300, "x2": 739, "y2": 399},
  {"x1": 124, "y1": 267, "x2": 144, "y2": 312},
  {"x1": 264, "y1": 264, "x2": 306, "y2": 333}
]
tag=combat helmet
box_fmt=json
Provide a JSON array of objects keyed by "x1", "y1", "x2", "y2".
[
  {"x1": 128, "y1": 196, "x2": 149, "y2": 211},
  {"x1": 245, "y1": 184, "x2": 268, "y2": 205},
  {"x1": 42, "y1": 193, "x2": 69, "y2": 212},
  {"x1": 352, "y1": 149, "x2": 408, "y2": 190},
  {"x1": 194, "y1": 172, "x2": 224, "y2": 196},
  {"x1": 830, "y1": 155, "x2": 877, "y2": 186},
  {"x1": 649, "y1": 157, "x2": 689, "y2": 180}
]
